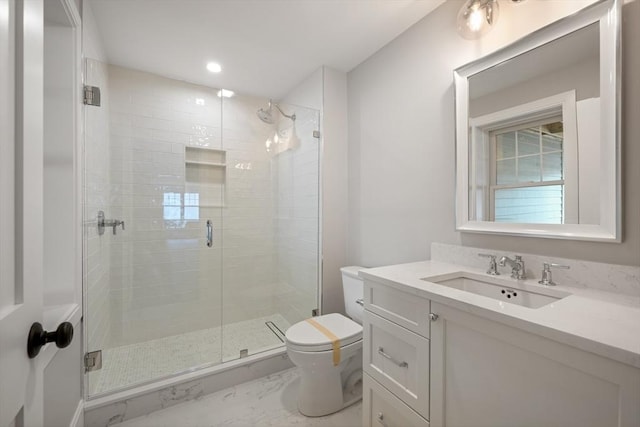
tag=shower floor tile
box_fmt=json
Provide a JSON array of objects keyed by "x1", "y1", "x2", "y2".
[{"x1": 89, "y1": 314, "x2": 291, "y2": 395}]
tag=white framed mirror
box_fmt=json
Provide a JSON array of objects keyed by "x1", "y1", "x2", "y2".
[{"x1": 454, "y1": 0, "x2": 621, "y2": 242}]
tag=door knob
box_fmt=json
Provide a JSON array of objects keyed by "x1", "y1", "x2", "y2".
[{"x1": 27, "y1": 321, "x2": 74, "y2": 358}]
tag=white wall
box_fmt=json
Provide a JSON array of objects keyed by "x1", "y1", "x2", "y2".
[{"x1": 348, "y1": 0, "x2": 640, "y2": 267}]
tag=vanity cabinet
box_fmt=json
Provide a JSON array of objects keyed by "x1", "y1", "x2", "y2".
[
  {"x1": 430, "y1": 302, "x2": 640, "y2": 427},
  {"x1": 362, "y1": 280, "x2": 431, "y2": 426},
  {"x1": 362, "y1": 278, "x2": 640, "y2": 427}
]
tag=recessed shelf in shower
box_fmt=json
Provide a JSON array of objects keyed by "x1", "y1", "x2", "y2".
[{"x1": 185, "y1": 146, "x2": 226, "y2": 207}]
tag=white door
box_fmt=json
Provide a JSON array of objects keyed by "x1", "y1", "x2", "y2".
[{"x1": 0, "y1": 0, "x2": 45, "y2": 425}]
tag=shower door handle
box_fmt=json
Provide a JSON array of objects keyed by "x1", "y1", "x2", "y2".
[{"x1": 206, "y1": 220, "x2": 213, "y2": 247}]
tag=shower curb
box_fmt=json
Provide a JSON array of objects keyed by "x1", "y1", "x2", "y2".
[{"x1": 83, "y1": 349, "x2": 292, "y2": 427}]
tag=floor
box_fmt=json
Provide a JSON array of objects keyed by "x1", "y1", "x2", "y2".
[
  {"x1": 113, "y1": 368, "x2": 363, "y2": 427},
  {"x1": 90, "y1": 314, "x2": 291, "y2": 395}
]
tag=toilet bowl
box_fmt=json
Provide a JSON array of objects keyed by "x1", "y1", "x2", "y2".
[{"x1": 285, "y1": 266, "x2": 365, "y2": 417}]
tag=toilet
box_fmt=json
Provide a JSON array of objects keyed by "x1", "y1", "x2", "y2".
[{"x1": 285, "y1": 266, "x2": 365, "y2": 417}]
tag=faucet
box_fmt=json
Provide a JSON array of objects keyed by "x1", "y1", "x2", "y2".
[
  {"x1": 499, "y1": 255, "x2": 526, "y2": 280},
  {"x1": 538, "y1": 262, "x2": 570, "y2": 286},
  {"x1": 478, "y1": 253, "x2": 500, "y2": 275}
]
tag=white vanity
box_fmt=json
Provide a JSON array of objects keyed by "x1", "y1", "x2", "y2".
[
  {"x1": 359, "y1": 1, "x2": 639, "y2": 424},
  {"x1": 360, "y1": 260, "x2": 640, "y2": 427}
]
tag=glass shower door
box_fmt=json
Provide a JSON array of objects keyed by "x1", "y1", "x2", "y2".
[
  {"x1": 83, "y1": 58, "x2": 224, "y2": 396},
  {"x1": 220, "y1": 95, "x2": 321, "y2": 361}
]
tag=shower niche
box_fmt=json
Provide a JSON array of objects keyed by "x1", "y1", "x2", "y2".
[{"x1": 185, "y1": 146, "x2": 226, "y2": 208}]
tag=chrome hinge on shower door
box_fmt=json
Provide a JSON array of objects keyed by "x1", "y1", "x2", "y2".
[
  {"x1": 85, "y1": 350, "x2": 103, "y2": 372},
  {"x1": 83, "y1": 85, "x2": 101, "y2": 106}
]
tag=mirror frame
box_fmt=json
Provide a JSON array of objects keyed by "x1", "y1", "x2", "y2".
[{"x1": 454, "y1": 0, "x2": 621, "y2": 242}]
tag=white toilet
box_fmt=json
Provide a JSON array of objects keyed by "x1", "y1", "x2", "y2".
[{"x1": 285, "y1": 266, "x2": 365, "y2": 417}]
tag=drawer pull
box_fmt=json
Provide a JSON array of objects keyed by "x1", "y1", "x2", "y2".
[
  {"x1": 377, "y1": 412, "x2": 388, "y2": 426},
  {"x1": 356, "y1": 298, "x2": 364, "y2": 306},
  {"x1": 378, "y1": 347, "x2": 408, "y2": 368}
]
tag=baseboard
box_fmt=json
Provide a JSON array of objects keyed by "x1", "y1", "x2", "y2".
[{"x1": 70, "y1": 400, "x2": 84, "y2": 427}]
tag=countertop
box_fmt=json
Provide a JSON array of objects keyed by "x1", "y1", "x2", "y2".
[{"x1": 359, "y1": 260, "x2": 640, "y2": 369}]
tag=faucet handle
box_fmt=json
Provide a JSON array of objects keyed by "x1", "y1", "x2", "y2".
[
  {"x1": 545, "y1": 262, "x2": 570, "y2": 270},
  {"x1": 539, "y1": 262, "x2": 570, "y2": 286},
  {"x1": 478, "y1": 253, "x2": 500, "y2": 275}
]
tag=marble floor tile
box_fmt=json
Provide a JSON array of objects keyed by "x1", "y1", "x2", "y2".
[{"x1": 112, "y1": 368, "x2": 363, "y2": 427}]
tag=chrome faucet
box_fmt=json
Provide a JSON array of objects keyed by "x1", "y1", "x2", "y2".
[
  {"x1": 499, "y1": 255, "x2": 526, "y2": 280},
  {"x1": 478, "y1": 253, "x2": 500, "y2": 275},
  {"x1": 538, "y1": 262, "x2": 570, "y2": 286}
]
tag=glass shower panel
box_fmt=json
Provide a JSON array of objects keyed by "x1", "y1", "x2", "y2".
[
  {"x1": 220, "y1": 95, "x2": 320, "y2": 361},
  {"x1": 83, "y1": 58, "x2": 224, "y2": 396}
]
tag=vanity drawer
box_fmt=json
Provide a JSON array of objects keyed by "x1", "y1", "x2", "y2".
[
  {"x1": 364, "y1": 310, "x2": 430, "y2": 419},
  {"x1": 364, "y1": 373, "x2": 429, "y2": 427},
  {"x1": 364, "y1": 279, "x2": 430, "y2": 338}
]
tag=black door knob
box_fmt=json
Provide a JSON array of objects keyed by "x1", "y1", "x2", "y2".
[{"x1": 27, "y1": 321, "x2": 74, "y2": 358}]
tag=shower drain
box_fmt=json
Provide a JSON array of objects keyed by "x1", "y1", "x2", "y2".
[{"x1": 265, "y1": 321, "x2": 286, "y2": 342}]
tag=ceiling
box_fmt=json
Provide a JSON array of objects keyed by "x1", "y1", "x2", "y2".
[{"x1": 88, "y1": 0, "x2": 445, "y2": 99}]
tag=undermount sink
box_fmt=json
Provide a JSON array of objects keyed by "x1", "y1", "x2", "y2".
[{"x1": 422, "y1": 271, "x2": 571, "y2": 309}]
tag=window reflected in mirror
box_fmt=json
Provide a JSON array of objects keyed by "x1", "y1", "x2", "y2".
[{"x1": 492, "y1": 119, "x2": 564, "y2": 223}]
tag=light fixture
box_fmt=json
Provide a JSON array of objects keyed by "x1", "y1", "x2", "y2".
[
  {"x1": 217, "y1": 89, "x2": 234, "y2": 98},
  {"x1": 457, "y1": 0, "x2": 499, "y2": 40},
  {"x1": 206, "y1": 62, "x2": 222, "y2": 73}
]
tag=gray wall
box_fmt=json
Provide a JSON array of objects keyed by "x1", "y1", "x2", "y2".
[{"x1": 347, "y1": 0, "x2": 639, "y2": 267}]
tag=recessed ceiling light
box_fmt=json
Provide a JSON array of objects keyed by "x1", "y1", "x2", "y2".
[
  {"x1": 217, "y1": 89, "x2": 234, "y2": 98},
  {"x1": 206, "y1": 62, "x2": 222, "y2": 73}
]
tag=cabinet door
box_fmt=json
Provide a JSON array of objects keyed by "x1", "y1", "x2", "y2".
[
  {"x1": 363, "y1": 373, "x2": 429, "y2": 427},
  {"x1": 364, "y1": 310, "x2": 430, "y2": 419},
  {"x1": 364, "y1": 280, "x2": 431, "y2": 338},
  {"x1": 430, "y1": 302, "x2": 640, "y2": 427}
]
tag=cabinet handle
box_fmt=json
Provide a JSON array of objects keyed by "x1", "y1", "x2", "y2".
[
  {"x1": 378, "y1": 347, "x2": 408, "y2": 368},
  {"x1": 377, "y1": 412, "x2": 388, "y2": 426},
  {"x1": 430, "y1": 313, "x2": 439, "y2": 321},
  {"x1": 356, "y1": 298, "x2": 364, "y2": 306}
]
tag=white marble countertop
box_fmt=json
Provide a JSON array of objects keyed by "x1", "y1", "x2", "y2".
[{"x1": 359, "y1": 260, "x2": 640, "y2": 369}]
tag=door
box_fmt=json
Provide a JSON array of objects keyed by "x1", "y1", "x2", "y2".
[
  {"x1": 0, "y1": 0, "x2": 45, "y2": 425},
  {"x1": 430, "y1": 302, "x2": 640, "y2": 427}
]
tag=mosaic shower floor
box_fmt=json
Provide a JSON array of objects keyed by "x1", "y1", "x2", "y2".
[{"x1": 89, "y1": 314, "x2": 291, "y2": 395}]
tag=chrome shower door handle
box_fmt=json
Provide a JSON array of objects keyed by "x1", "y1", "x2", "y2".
[{"x1": 206, "y1": 220, "x2": 213, "y2": 247}]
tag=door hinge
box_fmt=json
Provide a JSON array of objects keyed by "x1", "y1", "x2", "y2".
[
  {"x1": 312, "y1": 308, "x2": 319, "y2": 317},
  {"x1": 85, "y1": 350, "x2": 102, "y2": 372},
  {"x1": 83, "y1": 85, "x2": 101, "y2": 106},
  {"x1": 313, "y1": 130, "x2": 320, "y2": 139}
]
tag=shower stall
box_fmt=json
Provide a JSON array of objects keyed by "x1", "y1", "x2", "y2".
[{"x1": 83, "y1": 59, "x2": 321, "y2": 397}]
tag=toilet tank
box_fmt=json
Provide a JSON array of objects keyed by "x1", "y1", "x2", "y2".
[{"x1": 340, "y1": 266, "x2": 364, "y2": 324}]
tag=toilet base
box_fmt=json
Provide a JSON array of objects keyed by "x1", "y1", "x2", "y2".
[
  {"x1": 297, "y1": 371, "x2": 363, "y2": 417},
  {"x1": 293, "y1": 346, "x2": 363, "y2": 417}
]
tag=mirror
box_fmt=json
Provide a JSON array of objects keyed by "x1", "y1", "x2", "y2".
[{"x1": 454, "y1": 0, "x2": 621, "y2": 241}]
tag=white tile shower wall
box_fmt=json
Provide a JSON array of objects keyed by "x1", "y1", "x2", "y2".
[
  {"x1": 105, "y1": 66, "x2": 307, "y2": 347},
  {"x1": 106, "y1": 65, "x2": 226, "y2": 346},
  {"x1": 274, "y1": 107, "x2": 320, "y2": 323},
  {"x1": 219, "y1": 95, "x2": 280, "y2": 325},
  {"x1": 85, "y1": 58, "x2": 112, "y2": 365},
  {"x1": 431, "y1": 242, "x2": 640, "y2": 297}
]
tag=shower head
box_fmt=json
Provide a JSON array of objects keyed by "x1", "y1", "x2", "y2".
[
  {"x1": 256, "y1": 99, "x2": 295, "y2": 124},
  {"x1": 256, "y1": 100, "x2": 275, "y2": 124}
]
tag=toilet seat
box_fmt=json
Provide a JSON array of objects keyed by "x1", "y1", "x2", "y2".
[{"x1": 285, "y1": 313, "x2": 362, "y2": 352}]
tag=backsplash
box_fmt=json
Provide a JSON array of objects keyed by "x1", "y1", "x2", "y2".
[{"x1": 431, "y1": 243, "x2": 640, "y2": 298}]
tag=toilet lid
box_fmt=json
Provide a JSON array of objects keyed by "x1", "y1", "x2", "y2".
[{"x1": 285, "y1": 313, "x2": 362, "y2": 352}]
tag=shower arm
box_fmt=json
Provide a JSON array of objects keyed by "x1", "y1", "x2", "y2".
[{"x1": 274, "y1": 104, "x2": 296, "y2": 122}]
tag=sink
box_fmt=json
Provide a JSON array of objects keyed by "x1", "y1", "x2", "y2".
[{"x1": 422, "y1": 271, "x2": 571, "y2": 309}]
